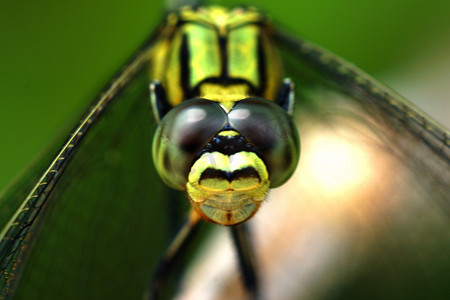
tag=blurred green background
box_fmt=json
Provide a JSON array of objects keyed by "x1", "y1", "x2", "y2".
[{"x1": 0, "y1": 0, "x2": 449, "y2": 194}]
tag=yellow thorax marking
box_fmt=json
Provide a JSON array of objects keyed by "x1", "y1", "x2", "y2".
[
  {"x1": 199, "y1": 83, "x2": 249, "y2": 112},
  {"x1": 180, "y1": 6, "x2": 263, "y2": 36}
]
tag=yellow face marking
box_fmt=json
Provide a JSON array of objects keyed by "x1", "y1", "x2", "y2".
[
  {"x1": 230, "y1": 177, "x2": 260, "y2": 190},
  {"x1": 188, "y1": 152, "x2": 268, "y2": 190},
  {"x1": 186, "y1": 151, "x2": 270, "y2": 225}
]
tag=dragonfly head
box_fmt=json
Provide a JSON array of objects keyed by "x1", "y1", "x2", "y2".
[{"x1": 152, "y1": 97, "x2": 300, "y2": 225}]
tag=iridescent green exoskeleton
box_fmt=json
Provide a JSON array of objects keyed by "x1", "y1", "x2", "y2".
[{"x1": 0, "y1": 2, "x2": 449, "y2": 300}]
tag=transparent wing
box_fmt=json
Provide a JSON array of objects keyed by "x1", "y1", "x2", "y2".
[
  {"x1": 174, "y1": 29, "x2": 450, "y2": 299},
  {"x1": 0, "y1": 38, "x2": 174, "y2": 298},
  {"x1": 271, "y1": 29, "x2": 450, "y2": 298},
  {"x1": 274, "y1": 28, "x2": 449, "y2": 209},
  {"x1": 276, "y1": 28, "x2": 449, "y2": 160}
]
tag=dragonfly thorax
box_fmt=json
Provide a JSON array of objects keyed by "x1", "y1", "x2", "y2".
[{"x1": 149, "y1": 6, "x2": 283, "y2": 107}]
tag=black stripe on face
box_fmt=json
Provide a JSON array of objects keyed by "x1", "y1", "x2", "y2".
[
  {"x1": 199, "y1": 167, "x2": 261, "y2": 184},
  {"x1": 232, "y1": 167, "x2": 261, "y2": 182},
  {"x1": 200, "y1": 168, "x2": 230, "y2": 182}
]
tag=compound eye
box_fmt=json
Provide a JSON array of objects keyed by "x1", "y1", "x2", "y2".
[
  {"x1": 228, "y1": 97, "x2": 300, "y2": 187},
  {"x1": 153, "y1": 99, "x2": 227, "y2": 189}
]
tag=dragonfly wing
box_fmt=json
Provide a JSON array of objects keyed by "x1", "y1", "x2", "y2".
[
  {"x1": 262, "y1": 29, "x2": 450, "y2": 299},
  {"x1": 274, "y1": 28, "x2": 449, "y2": 209},
  {"x1": 0, "y1": 40, "x2": 176, "y2": 298},
  {"x1": 275, "y1": 28, "x2": 449, "y2": 162}
]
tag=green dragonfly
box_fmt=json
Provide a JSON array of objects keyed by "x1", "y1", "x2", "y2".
[{"x1": 1, "y1": 0, "x2": 449, "y2": 299}]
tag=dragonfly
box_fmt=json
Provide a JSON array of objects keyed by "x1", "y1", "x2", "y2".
[{"x1": 1, "y1": 0, "x2": 449, "y2": 299}]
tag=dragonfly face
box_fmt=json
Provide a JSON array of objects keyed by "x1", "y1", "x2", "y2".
[{"x1": 150, "y1": 7, "x2": 300, "y2": 225}]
